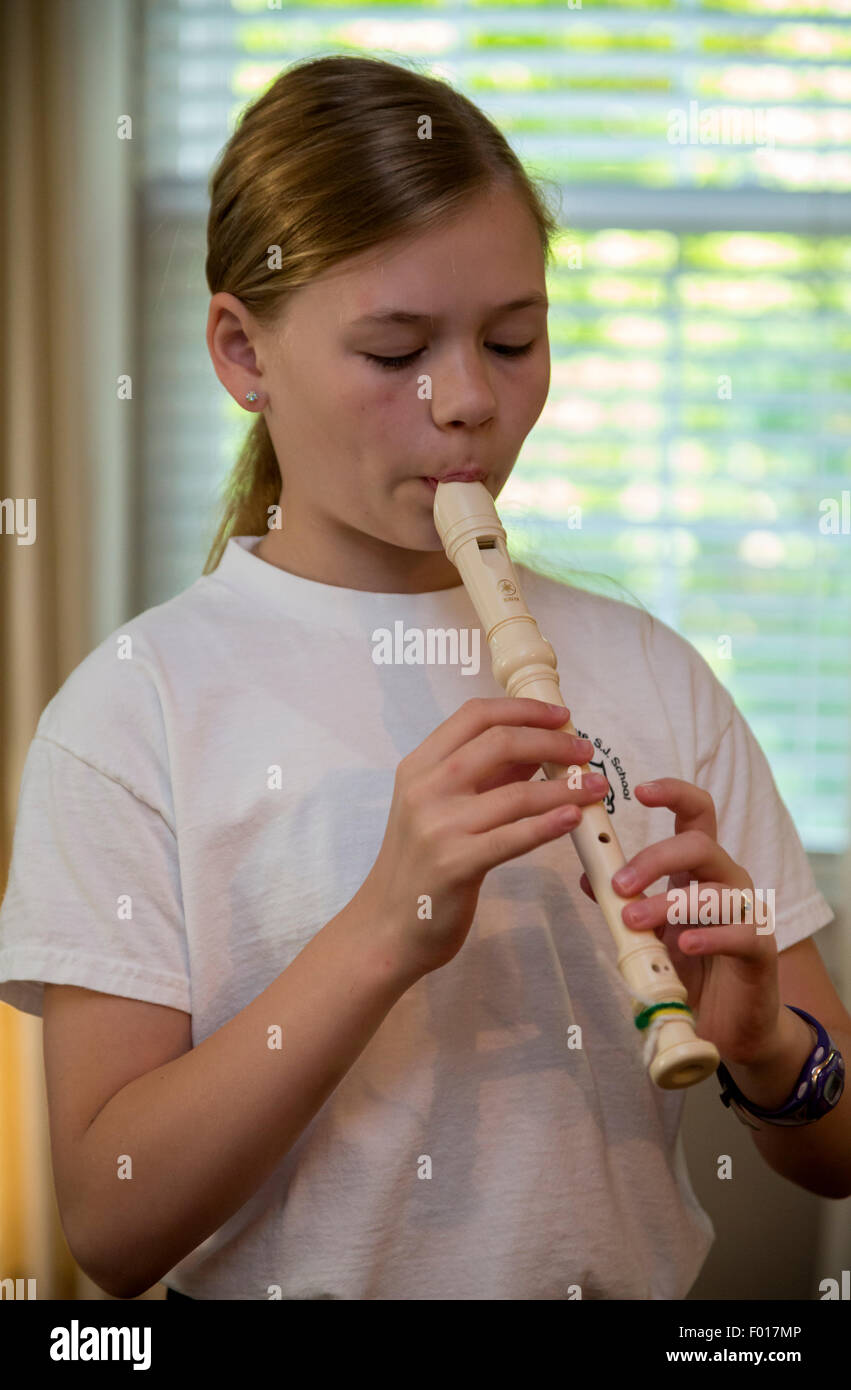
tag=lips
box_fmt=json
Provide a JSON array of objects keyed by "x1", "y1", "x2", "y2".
[{"x1": 424, "y1": 471, "x2": 486, "y2": 491}]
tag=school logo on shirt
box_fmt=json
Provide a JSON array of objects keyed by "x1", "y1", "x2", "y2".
[
  {"x1": 572, "y1": 728, "x2": 632, "y2": 810},
  {"x1": 530, "y1": 727, "x2": 630, "y2": 809}
]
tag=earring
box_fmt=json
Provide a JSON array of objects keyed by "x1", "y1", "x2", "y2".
[{"x1": 245, "y1": 390, "x2": 259, "y2": 403}]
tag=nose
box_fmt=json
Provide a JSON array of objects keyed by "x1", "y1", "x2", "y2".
[{"x1": 428, "y1": 352, "x2": 497, "y2": 430}]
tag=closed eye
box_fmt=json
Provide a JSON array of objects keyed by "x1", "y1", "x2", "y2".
[{"x1": 364, "y1": 342, "x2": 535, "y2": 371}]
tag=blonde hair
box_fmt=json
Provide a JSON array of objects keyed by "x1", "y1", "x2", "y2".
[{"x1": 201, "y1": 54, "x2": 561, "y2": 574}]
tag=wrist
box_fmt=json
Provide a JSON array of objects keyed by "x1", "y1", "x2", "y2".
[
  {"x1": 349, "y1": 875, "x2": 428, "y2": 994},
  {"x1": 720, "y1": 1007, "x2": 815, "y2": 1110}
]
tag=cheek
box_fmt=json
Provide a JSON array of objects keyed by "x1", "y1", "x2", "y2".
[
  {"x1": 512, "y1": 358, "x2": 550, "y2": 427},
  {"x1": 536, "y1": 370, "x2": 551, "y2": 417},
  {"x1": 338, "y1": 365, "x2": 397, "y2": 411},
  {"x1": 324, "y1": 374, "x2": 393, "y2": 448},
  {"x1": 332, "y1": 383, "x2": 408, "y2": 465},
  {"x1": 354, "y1": 380, "x2": 419, "y2": 441}
]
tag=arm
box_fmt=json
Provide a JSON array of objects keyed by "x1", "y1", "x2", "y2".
[
  {"x1": 720, "y1": 937, "x2": 851, "y2": 1200},
  {"x1": 60, "y1": 882, "x2": 419, "y2": 1299},
  {"x1": 602, "y1": 771, "x2": 851, "y2": 1199}
]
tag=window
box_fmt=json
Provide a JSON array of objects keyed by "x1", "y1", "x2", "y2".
[{"x1": 138, "y1": 0, "x2": 851, "y2": 851}]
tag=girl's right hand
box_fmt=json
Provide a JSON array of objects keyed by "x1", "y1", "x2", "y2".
[{"x1": 362, "y1": 697, "x2": 609, "y2": 979}]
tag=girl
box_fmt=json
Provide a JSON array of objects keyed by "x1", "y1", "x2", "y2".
[{"x1": 0, "y1": 55, "x2": 847, "y2": 1303}]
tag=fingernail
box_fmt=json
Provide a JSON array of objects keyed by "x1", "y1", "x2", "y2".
[{"x1": 614, "y1": 867, "x2": 637, "y2": 889}]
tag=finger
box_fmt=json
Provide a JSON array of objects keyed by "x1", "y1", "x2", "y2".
[
  {"x1": 634, "y1": 778, "x2": 717, "y2": 841},
  {"x1": 582, "y1": 870, "x2": 650, "y2": 921},
  {"x1": 464, "y1": 799, "x2": 584, "y2": 879},
  {"x1": 477, "y1": 762, "x2": 550, "y2": 794},
  {"x1": 579, "y1": 871, "x2": 596, "y2": 902},
  {"x1": 677, "y1": 919, "x2": 778, "y2": 962},
  {"x1": 442, "y1": 725, "x2": 595, "y2": 796},
  {"x1": 611, "y1": 829, "x2": 743, "y2": 899},
  {"x1": 405, "y1": 697, "x2": 575, "y2": 775},
  {"x1": 467, "y1": 770, "x2": 607, "y2": 835},
  {"x1": 621, "y1": 887, "x2": 681, "y2": 933},
  {"x1": 623, "y1": 880, "x2": 771, "y2": 948}
]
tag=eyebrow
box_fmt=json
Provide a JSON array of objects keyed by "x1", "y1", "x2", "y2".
[{"x1": 348, "y1": 293, "x2": 549, "y2": 327}]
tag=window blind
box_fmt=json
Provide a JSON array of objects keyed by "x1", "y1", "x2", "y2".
[{"x1": 137, "y1": 0, "x2": 851, "y2": 852}]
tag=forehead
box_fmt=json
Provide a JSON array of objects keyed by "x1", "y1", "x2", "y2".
[
  {"x1": 306, "y1": 188, "x2": 547, "y2": 322},
  {"x1": 348, "y1": 293, "x2": 548, "y2": 328}
]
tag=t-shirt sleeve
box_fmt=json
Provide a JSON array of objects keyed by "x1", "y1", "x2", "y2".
[
  {"x1": 0, "y1": 734, "x2": 191, "y2": 1018},
  {"x1": 693, "y1": 696, "x2": 835, "y2": 954}
]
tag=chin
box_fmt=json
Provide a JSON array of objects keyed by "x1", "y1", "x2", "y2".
[{"x1": 396, "y1": 533, "x2": 447, "y2": 554}]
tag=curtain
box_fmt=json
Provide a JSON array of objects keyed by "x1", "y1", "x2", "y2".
[{"x1": 0, "y1": 0, "x2": 147, "y2": 1301}]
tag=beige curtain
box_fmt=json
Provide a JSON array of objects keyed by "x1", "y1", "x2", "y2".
[{"x1": 0, "y1": 0, "x2": 150, "y2": 1300}]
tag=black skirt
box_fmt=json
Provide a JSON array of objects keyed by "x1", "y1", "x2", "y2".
[{"x1": 165, "y1": 1286, "x2": 195, "y2": 1301}]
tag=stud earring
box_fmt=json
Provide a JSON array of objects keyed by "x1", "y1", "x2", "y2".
[{"x1": 245, "y1": 390, "x2": 259, "y2": 403}]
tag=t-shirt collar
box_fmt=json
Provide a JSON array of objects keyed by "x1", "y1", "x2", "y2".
[{"x1": 210, "y1": 535, "x2": 478, "y2": 633}]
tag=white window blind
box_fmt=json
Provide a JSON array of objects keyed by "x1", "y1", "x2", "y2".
[{"x1": 137, "y1": 0, "x2": 851, "y2": 852}]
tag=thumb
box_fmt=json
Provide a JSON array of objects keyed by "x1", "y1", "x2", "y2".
[{"x1": 579, "y1": 872, "x2": 597, "y2": 903}]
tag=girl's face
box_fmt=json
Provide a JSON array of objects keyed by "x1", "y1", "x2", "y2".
[{"x1": 208, "y1": 182, "x2": 551, "y2": 591}]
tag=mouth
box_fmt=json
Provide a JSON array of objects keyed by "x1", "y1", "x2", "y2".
[{"x1": 423, "y1": 472, "x2": 486, "y2": 492}]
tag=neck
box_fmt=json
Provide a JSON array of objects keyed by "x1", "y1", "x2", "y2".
[{"x1": 253, "y1": 529, "x2": 463, "y2": 595}]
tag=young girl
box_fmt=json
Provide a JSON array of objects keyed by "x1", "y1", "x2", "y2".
[{"x1": 0, "y1": 55, "x2": 847, "y2": 1303}]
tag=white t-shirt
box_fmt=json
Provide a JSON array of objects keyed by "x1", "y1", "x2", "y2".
[{"x1": 0, "y1": 536, "x2": 834, "y2": 1300}]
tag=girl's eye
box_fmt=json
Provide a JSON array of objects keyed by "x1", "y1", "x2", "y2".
[{"x1": 364, "y1": 342, "x2": 535, "y2": 372}]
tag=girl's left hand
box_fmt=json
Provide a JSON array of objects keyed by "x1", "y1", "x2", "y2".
[{"x1": 578, "y1": 778, "x2": 781, "y2": 1067}]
